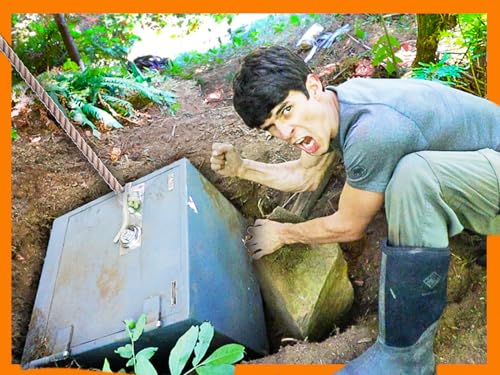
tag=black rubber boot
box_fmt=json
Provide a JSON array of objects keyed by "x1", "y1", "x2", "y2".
[
  {"x1": 335, "y1": 240, "x2": 449, "y2": 375},
  {"x1": 475, "y1": 236, "x2": 487, "y2": 267}
]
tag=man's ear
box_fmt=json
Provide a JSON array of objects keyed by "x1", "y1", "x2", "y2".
[{"x1": 305, "y1": 73, "x2": 323, "y2": 99}]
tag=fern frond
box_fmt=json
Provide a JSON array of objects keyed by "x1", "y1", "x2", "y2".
[
  {"x1": 38, "y1": 72, "x2": 71, "y2": 92},
  {"x1": 39, "y1": 72, "x2": 73, "y2": 110},
  {"x1": 34, "y1": 68, "x2": 175, "y2": 136},
  {"x1": 67, "y1": 93, "x2": 88, "y2": 110},
  {"x1": 12, "y1": 81, "x2": 29, "y2": 102},
  {"x1": 81, "y1": 103, "x2": 123, "y2": 129},
  {"x1": 102, "y1": 77, "x2": 176, "y2": 106},
  {"x1": 44, "y1": 84, "x2": 69, "y2": 96},
  {"x1": 47, "y1": 92, "x2": 68, "y2": 116},
  {"x1": 71, "y1": 67, "x2": 105, "y2": 91},
  {"x1": 70, "y1": 107, "x2": 102, "y2": 139},
  {"x1": 101, "y1": 94, "x2": 135, "y2": 116},
  {"x1": 126, "y1": 61, "x2": 148, "y2": 83}
]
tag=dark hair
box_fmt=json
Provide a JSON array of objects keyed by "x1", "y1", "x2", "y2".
[{"x1": 232, "y1": 46, "x2": 312, "y2": 128}]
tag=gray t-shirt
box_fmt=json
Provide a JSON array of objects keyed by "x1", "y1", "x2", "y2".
[{"x1": 328, "y1": 78, "x2": 500, "y2": 192}]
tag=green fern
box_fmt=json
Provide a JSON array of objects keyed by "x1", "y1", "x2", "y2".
[
  {"x1": 411, "y1": 54, "x2": 464, "y2": 85},
  {"x1": 47, "y1": 91, "x2": 68, "y2": 116},
  {"x1": 71, "y1": 68, "x2": 106, "y2": 103},
  {"x1": 127, "y1": 61, "x2": 149, "y2": 83},
  {"x1": 81, "y1": 103, "x2": 123, "y2": 129},
  {"x1": 70, "y1": 107, "x2": 102, "y2": 138},
  {"x1": 37, "y1": 65, "x2": 176, "y2": 138},
  {"x1": 102, "y1": 77, "x2": 176, "y2": 106},
  {"x1": 101, "y1": 94, "x2": 135, "y2": 116},
  {"x1": 67, "y1": 93, "x2": 88, "y2": 110}
]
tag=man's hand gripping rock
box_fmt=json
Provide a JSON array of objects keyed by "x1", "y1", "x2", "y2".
[{"x1": 245, "y1": 219, "x2": 286, "y2": 260}]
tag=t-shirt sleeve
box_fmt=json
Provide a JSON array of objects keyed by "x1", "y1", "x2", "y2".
[{"x1": 342, "y1": 108, "x2": 428, "y2": 192}]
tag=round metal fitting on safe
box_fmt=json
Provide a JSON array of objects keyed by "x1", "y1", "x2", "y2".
[{"x1": 119, "y1": 225, "x2": 142, "y2": 248}]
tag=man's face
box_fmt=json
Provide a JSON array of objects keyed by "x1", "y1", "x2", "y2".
[{"x1": 260, "y1": 80, "x2": 337, "y2": 156}]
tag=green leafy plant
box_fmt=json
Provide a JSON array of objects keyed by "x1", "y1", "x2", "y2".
[
  {"x1": 354, "y1": 18, "x2": 366, "y2": 40},
  {"x1": 212, "y1": 14, "x2": 235, "y2": 25},
  {"x1": 161, "y1": 14, "x2": 309, "y2": 81},
  {"x1": 425, "y1": 13, "x2": 486, "y2": 96},
  {"x1": 457, "y1": 14, "x2": 486, "y2": 61},
  {"x1": 103, "y1": 317, "x2": 245, "y2": 375},
  {"x1": 11, "y1": 14, "x2": 142, "y2": 76},
  {"x1": 289, "y1": 15, "x2": 301, "y2": 26},
  {"x1": 69, "y1": 15, "x2": 139, "y2": 65},
  {"x1": 169, "y1": 322, "x2": 245, "y2": 375},
  {"x1": 412, "y1": 53, "x2": 465, "y2": 85},
  {"x1": 247, "y1": 30, "x2": 260, "y2": 42},
  {"x1": 12, "y1": 14, "x2": 68, "y2": 78},
  {"x1": 457, "y1": 13, "x2": 486, "y2": 96},
  {"x1": 38, "y1": 66, "x2": 176, "y2": 138},
  {"x1": 372, "y1": 34, "x2": 402, "y2": 76},
  {"x1": 11, "y1": 128, "x2": 19, "y2": 141},
  {"x1": 307, "y1": 14, "x2": 321, "y2": 22},
  {"x1": 272, "y1": 22, "x2": 286, "y2": 33},
  {"x1": 370, "y1": 15, "x2": 403, "y2": 76},
  {"x1": 103, "y1": 314, "x2": 158, "y2": 375}
]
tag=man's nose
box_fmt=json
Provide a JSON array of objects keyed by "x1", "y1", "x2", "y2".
[{"x1": 275, "y1": 123, "x2": 294, "y2": 140}]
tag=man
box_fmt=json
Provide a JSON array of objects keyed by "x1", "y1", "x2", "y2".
[{"x1": 210, "y1": 46, "x2": 500, "y2": 374}]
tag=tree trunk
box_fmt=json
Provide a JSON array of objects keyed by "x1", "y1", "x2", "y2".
[
  {"x1": 53, "y1": 13, "x2": 85, "y2": 70},
  {"x1": 413, "y1": 14, "x2": 457, "y2": 67}
]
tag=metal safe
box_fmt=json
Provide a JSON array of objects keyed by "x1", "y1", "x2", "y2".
[{"x1": 22, "y1": 158, "x2": 268, "y2": 369}]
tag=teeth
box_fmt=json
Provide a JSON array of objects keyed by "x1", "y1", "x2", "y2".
[{"x1": 295, "y1": 137, "x2": 305, "y2": 145}]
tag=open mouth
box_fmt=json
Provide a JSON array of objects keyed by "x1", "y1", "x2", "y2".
[{"x1": 294, "y1": 136, "x2": 320, "y2": 154}]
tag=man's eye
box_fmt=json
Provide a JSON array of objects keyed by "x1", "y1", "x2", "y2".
[{"x1": 284, "y1": 106, "x2": 292, "y2": 113}]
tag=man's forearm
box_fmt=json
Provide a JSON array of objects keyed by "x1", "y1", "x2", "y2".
[
  {"x1": 279, "y1": 183, "x2": 383, "y2": 245},
  {"x1": 279, "y1": 212, "x2": 365, "y2": 244},
  {"x1": 239, "y1": 159, "x2": 311, "y2": 192},
  {"x1": 245, "y1": 183, "x2": 383, "y2": 258},
  {"x1": 239, "y1": 153, "x2": 335, "y2": 192}
]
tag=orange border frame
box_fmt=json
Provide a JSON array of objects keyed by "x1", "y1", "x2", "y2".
[{"x1": 1, "y1": 1, "x2": 499, "y2": 374}]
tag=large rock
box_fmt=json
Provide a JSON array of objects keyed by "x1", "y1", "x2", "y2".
[{"x1": 254, "y1": 207, "x2": 354, "y2": 341}]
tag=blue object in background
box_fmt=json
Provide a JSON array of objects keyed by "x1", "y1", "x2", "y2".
[{"x1": 22, "y1": 158, "x2": 268, "y2": 369}]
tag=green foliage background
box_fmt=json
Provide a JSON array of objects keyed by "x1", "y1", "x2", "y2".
[{"x1": 10, "y1": 13, "x2": 487, "y2": 140}]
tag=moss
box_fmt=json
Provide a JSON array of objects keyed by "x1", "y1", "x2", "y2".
[{"x1": 254, "y1": 208, "x2": 354, "y2": 341}]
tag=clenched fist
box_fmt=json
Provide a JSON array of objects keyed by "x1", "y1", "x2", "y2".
[{"x1": 211, "y1": 143, "x2": 244, "y2": 177}]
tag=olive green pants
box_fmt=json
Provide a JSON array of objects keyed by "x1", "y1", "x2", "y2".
[{"x1": 385, "y1": 149, "x2": 500, "y2": 248}]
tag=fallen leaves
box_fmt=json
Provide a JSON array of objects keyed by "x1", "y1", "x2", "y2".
[
  {"x1": 317, "y1": 63, "x2": 337, "y2": 78},
  {"x1": 110, "y1": 147, "x2": 122, "y2": 162},
  {"x1": 204, "y1": 88, "x2": 224, "y2": 104},
  {"x1": 29, "y1": 136, "x2": 41, "y2": 143},
  {"x1": 395, "y1": 40, "x2": 417, "y2": 68},
  {"x1": 353, "y1": 58, "x2": 375, "y2": 78}
]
